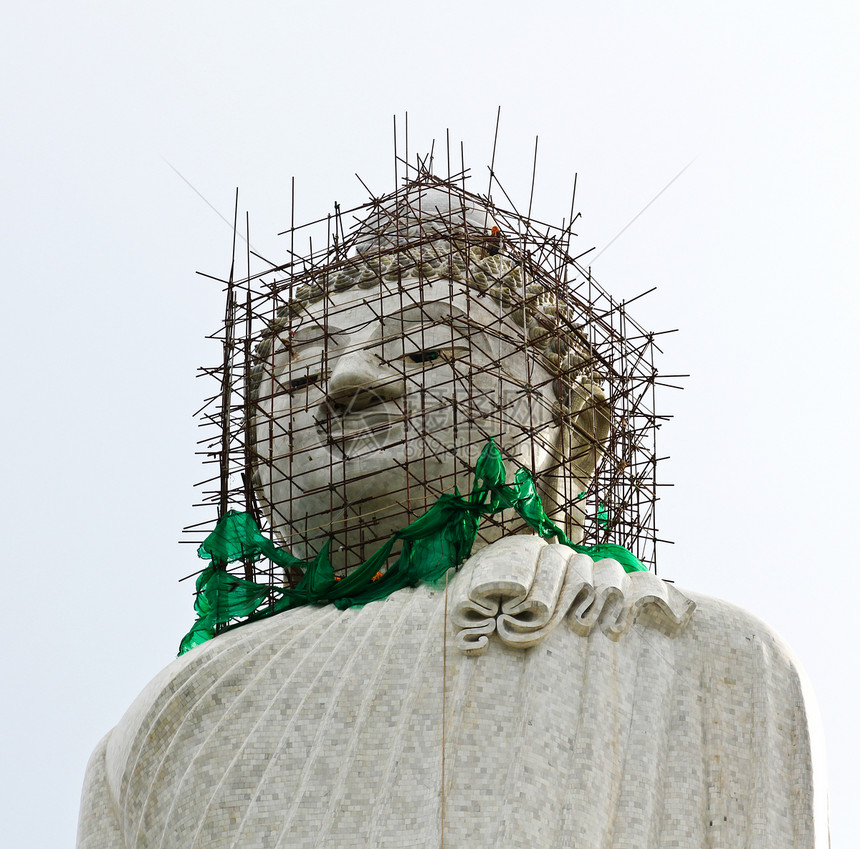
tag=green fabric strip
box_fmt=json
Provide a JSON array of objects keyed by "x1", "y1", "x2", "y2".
[{"x1": 179, "y1": 440, "x2": 645, "y2": 655}]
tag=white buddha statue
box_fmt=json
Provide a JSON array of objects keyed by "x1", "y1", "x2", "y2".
[{"x1": 77, "y1": 184, "x2": 826, "y2": 848}]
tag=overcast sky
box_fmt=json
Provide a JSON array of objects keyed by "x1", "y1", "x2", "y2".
[{"x1": 2, "y1": 2, "x2": 858, "y2": 845}]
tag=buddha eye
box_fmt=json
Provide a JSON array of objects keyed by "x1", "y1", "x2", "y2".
[
  {"x1": 290, "y1": 374, "x2": 319, "y2": 390},
  {"x1": 406, "y1": 350, "x2": 443, "y2": 364}
]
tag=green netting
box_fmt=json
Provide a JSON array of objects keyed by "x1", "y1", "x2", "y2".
[
  {"x1": 179, "y1": 439, "x2": 646, "y2": 655},
  {"x1": 598, "y1": 501, "x2": 611, "y2": 530}
]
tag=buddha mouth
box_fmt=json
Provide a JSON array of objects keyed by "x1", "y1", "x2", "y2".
[{"x1": 315, "y1": 404, "x2": 405, "y2": 448}]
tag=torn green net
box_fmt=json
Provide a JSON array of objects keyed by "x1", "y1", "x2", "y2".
[{"x1": 179, "y1": 439, "x2": 646, "y2": 655}]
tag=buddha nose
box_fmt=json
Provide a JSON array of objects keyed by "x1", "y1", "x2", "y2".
[{"x1": 326, "y1": 349, "x2": 403, "y2": 413}]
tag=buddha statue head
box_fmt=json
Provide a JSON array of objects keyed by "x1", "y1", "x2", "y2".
[{"x1": 251, "y1": 183, "x2": 610, "y2": 573}]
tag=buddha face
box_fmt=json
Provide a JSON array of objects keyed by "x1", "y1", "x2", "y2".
[{"x1": 253, "y1": 276, "x2": 568, "y2": 569}]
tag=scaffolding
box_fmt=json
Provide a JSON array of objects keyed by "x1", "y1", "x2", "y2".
[{"x1": 182, "y1": 140, "x2": 676, "y2": 628}]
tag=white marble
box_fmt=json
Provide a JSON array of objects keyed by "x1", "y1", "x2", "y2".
[
  {"x1": 450, "y1": 536, "x2": 696, "y2": 653},
  {"x1": 78, "y1": 183, "x2": 827, "y2": 846},
  {"x1": 77, "y1": 544, "x2": 824, "y2": 848}
]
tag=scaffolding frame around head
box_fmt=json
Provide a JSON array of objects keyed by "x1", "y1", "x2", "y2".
[{"x1": 181, "y1": 148, "x2": 675, "y2": 621}]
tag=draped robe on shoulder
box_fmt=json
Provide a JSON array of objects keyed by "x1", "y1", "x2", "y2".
[{"x1": 77, "y1": 539, "x2": 825, "y2": 848}]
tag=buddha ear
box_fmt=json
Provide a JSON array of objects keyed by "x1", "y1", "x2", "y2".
[
  {"x1": 533, "y1": 370, "x2": 609, "y2": 532},
  {"x1": 545, "y1": 374, "x2": 611, "y2": 528},
  {"x1": 566, "y1": 376, "x2": 611, "y2": 485}
]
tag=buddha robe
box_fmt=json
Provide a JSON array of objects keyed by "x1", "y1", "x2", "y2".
[{"x1": 77, "y1": 539, "x2": 825, "y2": 848}]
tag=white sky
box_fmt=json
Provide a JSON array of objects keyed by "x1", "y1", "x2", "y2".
[{"x1": 2, "y1": 2, "x2": 858, "y2": 845}]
